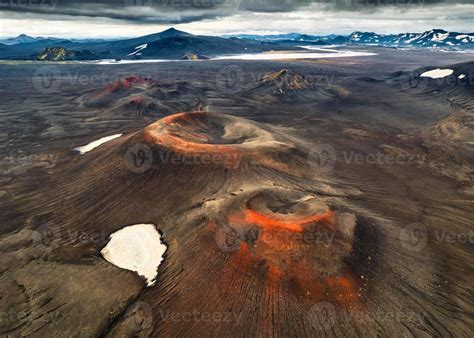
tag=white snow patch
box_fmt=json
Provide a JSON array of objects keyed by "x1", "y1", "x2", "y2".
[
  {"x1": 456, "y1": 34, "x2": 468, "y2": 40},
  {"x1": 405, "y1": 34, "x2": 421, "y2": 43},
  {"x1": 127, "y1": 43, "x2": 148, "y2": 57},
  {"x1": 420, "y1": 68, "x2": 454, "y2": 79},
  {"x1": 101, "y1": 224, "x2": 167, "y2": 286},
  {"x1": 74, "y1": 134, "x2": 122, "y2": 154}
]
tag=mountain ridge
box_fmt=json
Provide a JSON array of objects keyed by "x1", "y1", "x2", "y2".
[
  {"x1": 0, "y1": 27, "x2": 303, "y2": 60},
  {"x1": 1, "y1": 28, "x2": 472, "y2": 61},
  {"x1": 224, "y1": 29, "x2": 474, "y2": 49}
]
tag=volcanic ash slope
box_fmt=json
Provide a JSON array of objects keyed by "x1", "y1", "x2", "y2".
[{"x1": 0, "y1": 111, "x2": 466, "y2": 337}]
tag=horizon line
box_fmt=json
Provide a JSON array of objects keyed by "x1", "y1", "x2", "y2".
[{"x1": 0, "y1": 27, "x2": 461, "y2": 40}]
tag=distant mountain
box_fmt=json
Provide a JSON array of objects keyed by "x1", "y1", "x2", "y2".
[
  {"x1": 33, "y1": 47, "x2": 98, "y2": 61},
  {"x1": 2, "y1": 28, "x2": 472, "y2": 61},
  {"x1": 224, "y1": 29, "x2": 474, "y2": 49},
  {"x1": 0, "y1": 34, "x2": 70, "y2": 46},
  {"x1": 0, "y1": 34, "x2": 38, "y2": 45},
  {"x1": 240, "y1": 69, "x2": 341, "y2": 103},
  {"x1": 0, "y1": 28, "x2": 303, "y2": 61},
  {"x1": 223, "y1": 33, "x2": 331, "y2": 41},
  {"x1": 0, "y1": 34, "x2": 118, "y2": 45}
]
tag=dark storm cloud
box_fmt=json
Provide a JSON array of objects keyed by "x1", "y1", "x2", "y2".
[{"x1": 0, "y1": 0, "x2": 471, "y2": 23}]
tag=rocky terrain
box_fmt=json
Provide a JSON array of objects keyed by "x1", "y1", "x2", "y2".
[{"x1": 0, "y1": 48, "x2": 472, "y2": 337}]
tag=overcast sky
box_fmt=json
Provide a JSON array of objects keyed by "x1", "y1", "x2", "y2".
[{"x1": 0, "y1": 0, "x2": 472, "y2": 38}]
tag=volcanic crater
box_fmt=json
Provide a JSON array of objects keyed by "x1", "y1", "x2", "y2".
[{"x1": 77, "y1": 76, "x2": 204, "y2": 116}]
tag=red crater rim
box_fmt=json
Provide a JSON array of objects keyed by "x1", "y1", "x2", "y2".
[
  {"x1": 233, "y1": 191, "x2": 335, "y2": 232},
  {"x1": 229, "y1": 206, "x2": 335, "y2": 233},
  {"x1": 144, "y1": 111, "x2": 281, "y2": 156}
]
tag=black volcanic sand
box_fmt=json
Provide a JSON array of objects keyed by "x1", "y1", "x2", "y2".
[{"x1": 0, "y1": 47, "x2": 473, "y2": 337}]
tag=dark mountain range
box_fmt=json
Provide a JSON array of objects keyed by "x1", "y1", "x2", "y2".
[
  {"x1": 2, "y1": 28, "x2": 472, "y2": 61},
  {"x1": 222, "y1": 33, "x2": 337, "y2": 41},
  {"x1": 0, "y1": 34, "x2": 114, "y2": 46},
  {"x1": 0, "y1": 34, "x2": 39, "y2": 45},
  {"x1": 0, "y1": 28, "x2": 302, "y2": 61}
]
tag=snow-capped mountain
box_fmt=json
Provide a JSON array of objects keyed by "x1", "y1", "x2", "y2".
[
  {"x1": 225, "y1": 29, "x2": 474, "y2": 49},
  {"x1": 348, "y1": 29, "x2": 474, "y2": 48},
  {"x1": 396, "y1": 29, "x2": 474, "y2": 47}
]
